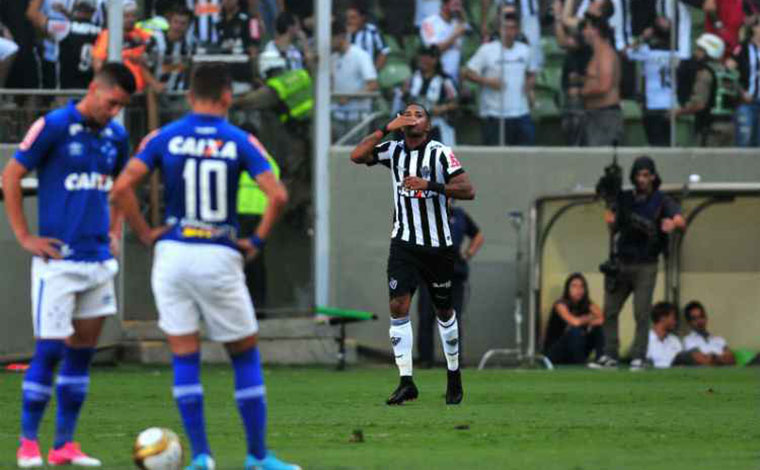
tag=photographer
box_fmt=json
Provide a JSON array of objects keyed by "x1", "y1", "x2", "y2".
[{"x1": 590, "y1": 156, "x2": 686, "y2": 371}]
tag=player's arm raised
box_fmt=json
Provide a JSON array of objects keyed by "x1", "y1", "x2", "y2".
[
  {"x1": 350, "y1": 114, "x2": 418, "y2": 164},
  {"x1": 110, "y1": 159, "x2": 166, "y2": 246},
  {"x1": 2, "y1": 159, "x2": 62, "y2": 259},
  {"x1": 237, "y1": 171, "x2": 288, "y2": 261}
]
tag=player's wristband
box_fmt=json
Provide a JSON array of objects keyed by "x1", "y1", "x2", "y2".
[
  {"x1": 378, "y1": 122, "x2": 391, "y2": 136},
  {"x1": 427, "y1": 182, "x2": 445, "y2": 193},
  {"x1": 250, "y1": 235, "x2": 266, "y2": 249}
]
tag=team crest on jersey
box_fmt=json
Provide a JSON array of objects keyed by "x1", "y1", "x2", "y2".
[
  {"x1": 68, "y1": 142, "x2": 84, "y2": 156},
  {"x1": 389, "y1": 278, "x2": 398, "y2": 290},
  {"x1": 168, "y1": 136, "x2": 238, "y2": 159},
  {"x1": 420, "y1": 166, "x2": 430, "y2": 178}
]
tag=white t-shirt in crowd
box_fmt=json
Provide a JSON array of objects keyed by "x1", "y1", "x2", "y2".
[
  {"x1": 415, "y1": 0, "x2": 441, "y2": 27},
  {"x1": 420, "y1": 13, "x2": 465, "y2": 82},
  {"x1": 466, "y1": 40, "x2": 536, "y2": 118},
  {"x1": 682, "y1": 331, "x2": 727, "y2": 356},
  {"x1": 331, "y1": 44, "x2": 378, "y2": 120},
  {"x1": 627, "y1": 45, "x2": 675, "y2": 110},
  {"x1": 647, "y1": 329, "x2": 684, "y2": 368}
]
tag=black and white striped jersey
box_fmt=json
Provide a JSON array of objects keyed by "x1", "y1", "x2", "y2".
[
  {"x1": 185, "y1": 0, "x2": 220, "y2": 44},
  {"x1": 150, "y1": 30, "x2": 194, "y2": 91},
  {"x1": 370, "y1": 139, "x2": 465, "y2": 248},
  {"x1": 350, "y1": 23, "x2": 390, "y2": 62}
]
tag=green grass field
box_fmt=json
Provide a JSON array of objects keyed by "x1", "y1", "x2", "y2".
[{"x1": 1, "y1": 365, "x2": 757, "y2": 470}]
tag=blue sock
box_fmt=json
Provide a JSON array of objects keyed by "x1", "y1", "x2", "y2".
[
  {"x1": 53, "y1": 346, "x2": 95, "y2": 449},
  {"x1": 231, "y1": 347, "x2": 267, "y2": 460},
  {"x1": 172, "y1": 352, "x2": 210, "y2": 458},
  {"x1": 21, "y1": 340, "x2": 65, "y2": 440}
]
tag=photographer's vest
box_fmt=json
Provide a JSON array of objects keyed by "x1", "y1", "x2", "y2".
[
  {"x1": 266, "y1": 69, "x2": 313, "y2": 123},
  {"x1": 616, "y1": 190, "x2": 668, "y2": 263},
  {"x1": 237, "y1": 154, "x2": 281, "y2": 216}
]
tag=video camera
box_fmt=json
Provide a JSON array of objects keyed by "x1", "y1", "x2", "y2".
[
  {"x1": 595, "y1": 152, "x2": 623, "y2": 287},
  {"x1": 595, "y1": 154, "x2": 623, "y2": 209}
]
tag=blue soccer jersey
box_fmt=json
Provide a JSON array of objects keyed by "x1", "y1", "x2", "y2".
[
  {"x1": 135, "y1": 113, "x2": 272, "y2": 250},
  {"x1": 14, "y1": 101, "x2": 130, "y2": 261}
]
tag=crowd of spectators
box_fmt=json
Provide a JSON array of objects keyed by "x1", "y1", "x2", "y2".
[{"x1": 0, "y1": 0, "x2": 759, "y2": 147}]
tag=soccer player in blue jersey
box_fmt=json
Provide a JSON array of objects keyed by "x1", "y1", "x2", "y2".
[
  {"x1": 110, "y1": 63, "x2": 299, "y2": 470},
  {"x1": 2, "y1": 63, "x2": 136, "y2": 468}
]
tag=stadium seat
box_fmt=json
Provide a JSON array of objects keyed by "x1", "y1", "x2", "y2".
[
  {"x1": 403, "y1": 34, "x2": 422, "y2": 63},
  {"x1": 621, "y1": 99, "x2": 642, "y2": 120},
  {"x1": 461, "y1": 32, "x2": 482, "y2": 64},
  {"x1": 383, "y1": 34, "x2": 405, "y2": 61},
  {"x1": 378, "y1": 60, "x2": 412, "y2": 90}
]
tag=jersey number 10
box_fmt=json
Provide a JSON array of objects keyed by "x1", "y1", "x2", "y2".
[{"x1": 183, "y1": 158, "x2": 228, "y2": 222}]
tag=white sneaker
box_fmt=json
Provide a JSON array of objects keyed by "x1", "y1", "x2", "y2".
[
  {"x1": 588, "y1": 355, "x2": 618, "y2": 370},
  {"x1": 629, "y1": 358, "x2": 647, "y2": 372}
]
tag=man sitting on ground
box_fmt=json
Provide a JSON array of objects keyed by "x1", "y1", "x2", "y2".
[
  {"x1": 646, "y1": 302, "x2": 706, "y2": 369},
  {"x1": 682, "y1": 301, "x2": 736, "y2": 366}
]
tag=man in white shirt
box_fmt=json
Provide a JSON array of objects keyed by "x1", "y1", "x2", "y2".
[
  {"x1": 463, "y1": 12, "x2": 536, "y2": 146},
  {"x1": 331, "y1": 21, "x2": 378, "y2": 142},
  {"x1": 481, "y1": 0, "x2": 544, "y2": 71},
  {"x1": 420, "y1": 0, "x2": 469, "y2": 82},
  {"x1": 646, "y1": 302, "x2": 702, "y2": 369},
  {"x1": 626, "y1": 17, "x2": 677, "y2": 146},
  {"x1": 682, "y1": 301, "x2": 736, "y2": 366},
  {"x1": 416, "y1": 0, "x2": 442, "y2": 28}
]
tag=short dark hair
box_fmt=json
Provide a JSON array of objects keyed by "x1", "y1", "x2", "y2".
[
  {"x1": 683, "y1": 301, "x2": 706, "y2": 322},
  {"x1": 275, "y1": 11, "x2": 297, "y2": 35},
  {"x1": 190, "y1": 63, "x2": 232, "y2": 101},
  {"x1": 153, "y1": 0, "x2": 177, "y2": 16},
  {"x1": 651, "y1": 301, "x2": 677, "y2": 324},
  {"x1": 96, "y1": 62, "x2": 137, "y2": 95},
  {"x1": 347, "y1": 2, "x2": 368, "y2": 16},
  {"x1": 331, "y1": 19, "x2": 347, "y2": 37},
  {"x1": 168, "y1": 4, "x2": 193, "y2": 20}
]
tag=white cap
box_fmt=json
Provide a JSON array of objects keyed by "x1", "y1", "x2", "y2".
[
  {"x1": 696, "y1": 33, "x2": 724, "y2": 60},
  {"x1": 123, "y1": 0, "x2": 138, "y2": 12},
  {"x1": 258, "y1": 50, "x2": 287, "y2": 78}
]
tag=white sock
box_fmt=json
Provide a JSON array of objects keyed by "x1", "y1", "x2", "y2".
[
  {"x1": 437, "y1": 314, "x2": 460, "y2": 371},
  {"x1": 389, "y1": 316, "x2": 413, "y2": 376}
]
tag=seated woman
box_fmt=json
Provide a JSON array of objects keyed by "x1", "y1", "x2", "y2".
[{"x1": 543, "y1": 273, "x2": 604, "y2": 365}]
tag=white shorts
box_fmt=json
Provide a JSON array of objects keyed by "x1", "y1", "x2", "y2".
[
  {"x1": 0, "y1": 37, "x2": 18, "y2": 61},
  {"x1": 152, "y1": 240, "x2": 258, "y2": 342},
  {"x1": 31, "y1": 257, "x2": 119, "y2": 339}
]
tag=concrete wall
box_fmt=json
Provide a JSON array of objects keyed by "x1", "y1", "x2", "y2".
[
  {"x1": 329, "y1": 146, "x2": 760, "y2": 364},
  {"x1": 3, "y1": 145, "x2": 760, "y2": 361}
]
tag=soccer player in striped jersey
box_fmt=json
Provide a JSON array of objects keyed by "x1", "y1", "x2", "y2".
[
  {"x1": 111, "y1": 63, "x2": 299, "y2": 470},
  {"x1": 350, "y1": 103, "x2": 475, "y2": 405},
  {"x1": 3, "y1": 63, "x2": 136, "y2": 468}
]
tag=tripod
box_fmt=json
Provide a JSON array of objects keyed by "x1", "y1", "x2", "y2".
[{"x1": 478, "y1": 211, "x2": 553, "y2": 370}]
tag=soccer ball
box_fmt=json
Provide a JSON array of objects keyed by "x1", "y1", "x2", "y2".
[{"x1": 133, "y1": 428, "x2": 184, "y2": 470}]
